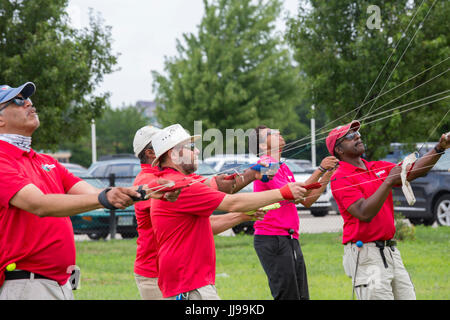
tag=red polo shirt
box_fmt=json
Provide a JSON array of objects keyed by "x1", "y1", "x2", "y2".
[
  {"x1": 133, "y1": 165, "x2": 212, "y2": 280},
  {"x1": 0, "y1": 141, "x2": 81, "y2": 287},
  {"x1": 133, "y1": 164, "x2": 160, "y2": 278},
  {"x1": 150, "y1": 168, "x2": 226, "y2": 298},
  {"x1": 330, "y1": 159, "x2": 397, "y2": 244}
]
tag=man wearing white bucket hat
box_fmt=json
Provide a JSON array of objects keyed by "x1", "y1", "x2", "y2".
[
  {"x1": 132, "y1": 124, "x2": 267, "y2": 300},
  {"x1": 149, "y1": 124, "x2": 308, "y2": 300}
]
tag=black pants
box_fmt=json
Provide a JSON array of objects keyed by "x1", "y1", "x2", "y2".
[{"x1": 254, "y1": 235, "x2": 309, "y2": 300}]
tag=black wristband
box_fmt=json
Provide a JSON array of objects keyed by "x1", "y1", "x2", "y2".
[
  {"x1": 434, "y1": 145, "x2": 445, "y2": 154},
  {"x1": 98, "y1": 187, "x2": 118, "y2": 210},
  {"x1": 318, "y1": 165, "x2": 327, "y2": 173}
]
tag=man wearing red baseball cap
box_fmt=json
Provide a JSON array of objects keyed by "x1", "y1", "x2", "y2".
[{"x1": 326, "y1": 120, "x2": 450, "y2": 300}]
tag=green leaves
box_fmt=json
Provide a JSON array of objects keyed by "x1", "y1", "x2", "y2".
[
  {"x1": 0, "y1": 0, "x2": 118, "y2": 150},
  {"x1": 287, "y1": 0, "x2": 450, "y2": 159},
  {"x1": 152, "y1": 0, "x2": 301, "y2": 150}
]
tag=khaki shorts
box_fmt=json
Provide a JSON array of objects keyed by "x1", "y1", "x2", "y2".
[
  {"x1": 0, "y1": 276, "x2": 73, "y2": 300},
  {"x1": 343, "y1": 242, "x2": 416, "y2": 300},
  {"x1": 134, "y1": 273, "x2": 163, "y2": 300},
  {"x1": 165, "y1": 284, "x2": 220, "y2": 300}
]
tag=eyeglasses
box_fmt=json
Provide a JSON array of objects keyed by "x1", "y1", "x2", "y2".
[
  {"x1": 0, "y1": 97, "x2": 32, "y2": 113},
  {"x1": 335, "y1": 131, "x2": 361, "y2": 147}
]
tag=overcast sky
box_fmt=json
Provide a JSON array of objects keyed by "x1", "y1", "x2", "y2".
[{"x1": 67, "y1": 0, "x2": 299, "y2": 108}]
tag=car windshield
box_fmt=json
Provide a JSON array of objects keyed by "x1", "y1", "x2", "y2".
[
  {"x1": 433, "y1": 149, "x2": 450, "y2": 171},
  {"x1": 195, "y1": 163, "x2": 217, "y2": 175}
]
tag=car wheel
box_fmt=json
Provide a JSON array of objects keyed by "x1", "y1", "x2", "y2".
[
  {"x1": 310, "y1": 210, "x2": 328, "y2": 217},
  {"x1": 232, "y1": 225, "x2": 244, "y2": 234},
  {"x1": 244, "y1": 224, "x2": 255, "y2": 235},
  {"x1": 408, "y1": 218, "x2": 424, "y2": 226},
  {"x1": 434, "y1": 194, "x2": 450, "y2": 226},
  {"x1": 120, "y1": 232, "x2": 138, "y2": 239},
  {"x1": 87, "y1": 232, "x2": 108, "y2": 240}
]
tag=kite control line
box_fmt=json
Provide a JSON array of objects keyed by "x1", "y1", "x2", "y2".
[
  {"x1": 145, "y1": 178, "x2": 193, "y2": 193},
  {"x1": 352, "y1": 241, "x2": 364, "y2": 300}
]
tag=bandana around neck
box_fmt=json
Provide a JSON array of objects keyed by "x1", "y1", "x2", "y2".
[{"x1": 0, "y1": 134, "x2": 32, "y2": 152}]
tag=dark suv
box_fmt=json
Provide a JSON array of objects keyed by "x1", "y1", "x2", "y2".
[
  {"x1": 87, "y1": 156, "x2": 141, "y2": 187},
  {"x1": 391, "y1": 149, "x2": 450, "y2": 226}
]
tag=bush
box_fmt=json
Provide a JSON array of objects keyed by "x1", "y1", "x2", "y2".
[{"x1": 394, "y1": 213, "x2": 416, "y2": 241}]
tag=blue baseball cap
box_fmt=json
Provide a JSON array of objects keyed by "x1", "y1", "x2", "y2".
[{"x1": 0, "y1": 82, "x2": 36, "y2": 104}]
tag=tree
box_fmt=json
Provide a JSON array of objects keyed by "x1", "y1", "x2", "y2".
[
  {"x1": 0, "y1": 0, "x2": 118, "y2": 150},
  {"x1": 95, "y1": 105, "x2": 150, "y2": 158},
  {"x1": 286, "y1": 0, "x2": 449, "y2": 159},
  {"x1": 152, "y1": 0, "x2": 304, "y2": 154},
  {"x1": 60, "y1": 105, "x2": 150, "y2": 167}
]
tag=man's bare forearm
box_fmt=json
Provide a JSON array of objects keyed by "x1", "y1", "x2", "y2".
[
  {"x1": 210, "y1": 212, "x2": 249, "y2": 235},
  {"x1": 218, "y1": 189, "x2": 283, "y2": 213},
  {"x1": 348, "y1": 181, "x2": 393, "y2": 223},
  {"x1": 407, "y1": 147, "x2": 443, "y2": 181}
]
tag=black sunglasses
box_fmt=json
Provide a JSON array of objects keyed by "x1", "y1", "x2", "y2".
[{"x1": 0, "y1": 97, "x2": 32, "y2": 113}]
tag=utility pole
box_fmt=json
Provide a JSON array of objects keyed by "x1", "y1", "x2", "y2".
[
  {"x1": 91, "y1": 119, "x2": 97, "y2": 164},
  {"x1": 311, "y1": 105, "x2": 316, "y2": 167}
]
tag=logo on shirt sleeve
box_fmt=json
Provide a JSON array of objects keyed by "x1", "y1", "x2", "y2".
[{"x1": 42, "y1": 164, "x2": 56, "y2": 172}]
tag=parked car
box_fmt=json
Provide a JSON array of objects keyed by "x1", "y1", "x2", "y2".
[
  {"x1": 382, "y1": 142, "x2": 435, "y2": 163},
  {"x1": 61, "y1": 162, "x2": 89, "y2": 177},
  {"x1": 74, "y1": 158, "x2": 217, "y2": 239},
  {"x1": 389, "y1": 149, "x2": 450, "y2": 226},
  {"x1": 204, "y1": 153, "x2": 259, "y2": 173},
  {"x1": 203, "y1": 155, "x2": 334, "y2": 235},
  {"x1": 284, "y1": 159, "x2": 334, "y2": 217},
  {"x1": 87, "y1": 157, "x2": 141, "y2": 186},
  {"x1": 195, "y1": 160, "x2": 218, "y2": 179},
  {"x1": 67, "y1": 171, "x2": 138, "y2": 240},
  {"x1": 286, "y1": 158, "x2": 313, "y2": 170}
]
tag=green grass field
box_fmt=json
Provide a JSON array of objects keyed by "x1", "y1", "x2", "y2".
[{"x1": 73, "y1": 225, "x2": 449, "y2": 300}]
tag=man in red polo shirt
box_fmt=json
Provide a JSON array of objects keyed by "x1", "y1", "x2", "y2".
[
  {"x1": 327, "y1": 120, "x2": 449, "y2": 300},
  {"x1": 149, "y1": 124, "x2": 307, "y2": 299},
  {"x1": 0, "y1": 82, "x2": 168, "y2": 300},
  {"x1": 132, "y1": 125, "x2": 269, "y2": 300}
]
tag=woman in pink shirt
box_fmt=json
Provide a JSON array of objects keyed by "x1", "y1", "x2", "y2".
[{"x1": 253, "y1": 125, "x2": 338, "y2": 300}]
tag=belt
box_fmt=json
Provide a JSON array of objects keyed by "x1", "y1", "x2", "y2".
[
  {"x1": 374, "y1": 240, "x2": 396, "y2": 269},
  {"x1": 374, "y1": 240, "x2": 397, "y2": 248},
  {"x1": 4, "y1": 270, "x2": 49, "y2": 281},
  {"x1": 346, "y1": 240, "x2": 397, "y2": 248},
  {"x1": 347, "y1": 240, "x2": 397, "y2": 269}
]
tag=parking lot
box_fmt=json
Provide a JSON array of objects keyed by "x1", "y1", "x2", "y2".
[
  {"x1": 298, "y1": 210, "x2": 343, "y2": 233},
  {"x1": 74, "y1": 210, "x2": 344, "y2": 241}
]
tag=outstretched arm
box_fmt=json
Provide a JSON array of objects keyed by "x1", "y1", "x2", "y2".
[
  {"x1": 210, "y1": 210, "x2": 265, "y2": 235},
  {"x1": 406, "y1": 133, "x2": 449, "y2": 181}
]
